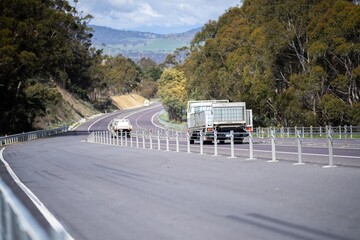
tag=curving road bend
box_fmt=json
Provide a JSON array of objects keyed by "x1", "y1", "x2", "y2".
[{"x1": 1, "y1": 103, "x2": 360, "y2": 240}]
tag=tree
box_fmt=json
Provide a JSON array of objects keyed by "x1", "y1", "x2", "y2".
[
  {"x1": 0, "y1": 0, "x2": 95, "y2": 134},
  {"x1": 158, "y1": 69, "x2": 187, "y2": 121}
]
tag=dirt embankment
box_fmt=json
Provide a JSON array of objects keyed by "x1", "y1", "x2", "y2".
[
  {"x1": 111, "y1": 94, "x2": 147, "y2": 109},
  {"x1": 33, "y1": 86, "x2": 99, "y2": 129}
]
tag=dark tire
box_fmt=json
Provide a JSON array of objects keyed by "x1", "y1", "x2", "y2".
[{"x1": 190, "y1": 139, "x2": 195, "y2": 144}]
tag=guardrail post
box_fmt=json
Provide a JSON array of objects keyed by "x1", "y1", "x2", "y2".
[
  {"x1": 228, "y1": 130, "x2": 235, "y2": 158},
  {"x1": 339, "y1": 125, "x2": 342, "y2": 139},
  {"x1": 199, "y1": 131, "x2": 204, "y2": 155},
  {"x1": 130, "y1": 132, "x2": 133, "y2": 147},
  {"x1": 142, "y1": 130, "x2": 146, "y2": 149},
  {"x1": 136, "y1": 130, "x2": 139, "y2": 148},
  {"x1": 120, "y1": 130, "x2": 124, "y2": 146},
  {"x1": 149, "y1": 132, "x2": 153, "y2": 149},
  {"x1": 186, "y1": 132, "x2": 191, "y2": 153},
  {"x1": 116, "y1": 132, "x2": 119, "y2": 145},
  {"x1": 166, "y1": 131, "x2": 170, "y2": 151},
  {"x1": 319, "y1": 126, "x2": 322, "y2": 137},
  {"x1": 302, "y1": 126, "x2": 305, "y2": 138},
  {"x1": 125, "y1": 132, "x2": 128, "y2": 147},
  {"x1": 310, "y1": 126, "x2": 313, "y2": 141},
  {"x1": 323, "y1": 128, "x2": 336, "y2": 168},
  {"x1": 350, "y1": 125, "x2": 353, "y2": 139},
  {"x1": 213, "y1": 130, "x2": 218, "y2": 156},
  {"x1": 157, "y1": 130, "x2": 161, "y2": 150},
  {"x1": 246, "y1": 131, "x2": 256, "y2": 160},
  {"x1": 176, "y1": 132, "x2": 179, "y2": 152},
  {"x1": 294, "y1": 130, "x2": 305, "y2": 165},
  {"x1": 344, "y1": 125, "x2": 348, "y2": 147},
  {"x1": 287, "y1": 127, "x2": 290, "y2": 138},
  {"x1": 268, "y1": 130, "x2": 278, "y2": 162}
]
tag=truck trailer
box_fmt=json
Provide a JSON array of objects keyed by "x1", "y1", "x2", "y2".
[{"x1": 187, "y1": 100, "x2": 253, "y2": 144}]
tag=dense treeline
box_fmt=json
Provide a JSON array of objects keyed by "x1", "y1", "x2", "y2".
[
  {"x1": 0, "y1": 0, "x2": 98, "y2": 134},
  {"x1": 175, "y1": 0, "x2": 359, "y2": 127},
  {"x1": 0, "y1": 0, "x2": 161, "y2": 135}
]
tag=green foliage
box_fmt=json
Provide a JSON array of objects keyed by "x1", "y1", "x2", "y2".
[
  {"x1": 0, "y1": 0, "x2": 96, "y2": 134},
  {"x1": 182, "y1": 0, "x2": 360, "y2": 127},
  {"x1": 158, "y1": 69, "x2": 187, "y2": 121}
]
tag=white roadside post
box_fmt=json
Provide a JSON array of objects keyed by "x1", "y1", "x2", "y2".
[
  {"x1": 186, "y1": 132, "x2": 191, "y2": 153},
  {"x1": 125, "y1": 132, "x2": 128, "y2": 147},
  {"x1": 228, "y1": 130, "x2": 235, "y2": 159},
  {"x1": 294, "y1": 130, "x2": 305, "y2": 165},
  {"x1": 120, "y1": 130, "x2": 123, "y2": 146},
  {"x1": 267, "y1": 129, "x2": 278, "y2": 163},
  {"x1": 213, "y1": 130, "x2": 218, "y2": 156},
  {"x1": 142, "y1": 130, "x2": 146, "y2": 149},
  {"x1": 350, "y1": 125, "x2": 353, "y2": 139},
  {"x1": 246, "y1": 131, "x2": 256, "y2": 160},
  {"x1": 130, "y1": 132, "x2": 133, "y2": 147},
  {"x1": 319, "y1": 126, "x2": 322, "y2": 137},
  {"x1": 323, "y1": 128, "x2": 336, "y2": 168},
  {"x1": 116, "y1": 132, "x2": 119, "y2": 145},
  {"x1": 136, "y1": 130, "x2": 139, "y2": 148},
  {"x1": 176, "y1": 132, "x2": 179, "y2": 152},
  {"x1": 149, "y1": 131, "x2": 153, "y2": 149},
  {"x1": 157, "y1": 130, "x2": 161, "y2": 150},
  {"x1": 339, "y1": 125, "x2": 342, "y2": 139},
  {"x1": 344, "y1": 125, "x2": 348, "y2": 147},
  {"x1": 200, "y1": 131, "x2": 204, "y2": 155},
  {"x1": 166, "y1": 130, "x2": 170, "y2": 151}
]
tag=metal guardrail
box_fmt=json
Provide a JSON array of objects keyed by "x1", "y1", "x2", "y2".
[
  {"x1": 0, "y1": 127, "x2": 68, "y2": 147},
  {"x1": 255, "y1": 125, "x2": 360, "y2": 139},
  {"x1": 0, "y1": 178, "x2": 48, "y2": 240},
  {"x1": 87, "y1": 127, "x2": 360, "y2": 168}
]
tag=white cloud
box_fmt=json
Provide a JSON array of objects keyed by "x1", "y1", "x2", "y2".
[{"x1": 74, "y1": 0, "x2": 241, "y2": 33}]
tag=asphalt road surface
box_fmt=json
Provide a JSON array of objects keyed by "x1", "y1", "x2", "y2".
[{"x1": 1, "y1": 103, "x2": 360, "y2": 240}]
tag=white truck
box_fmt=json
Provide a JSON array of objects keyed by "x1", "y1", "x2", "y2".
[
  {"x1": 187, "y1": 100, "x2": 253, "y2": 143},
  {"x1": 110, "y1": 118, "x2": 133, "y2": 137}
]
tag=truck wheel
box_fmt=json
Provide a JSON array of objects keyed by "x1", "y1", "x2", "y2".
[
  {"x1": 190, "y1": 139, "x2": 195, "y2": 144},
  {"x1": 219, "y1": 140, "x2": 225, "y2": 144}
]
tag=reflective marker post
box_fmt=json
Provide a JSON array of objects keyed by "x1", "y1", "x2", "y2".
[
  {"x1": 323, "y1": 128, "x2": 336, "y2": 168},
  {"x1": 213, "y1": 130, "x2": 218, "y2": 156},
  {"x1": 294, "y1": 130, "x2": 305, "y2": 165},
  {"x1": 176, "y1": 132, "x2": 179, "y2": 152},
  {"x1": 157, "y1": 130, "x2": 161, "y2": 150},
  {"x1": 186, "y1": 132, "x2": 191, "y2": 153},
  {"x1": 200, "y1": 131, "x2": 204, "y2": 155},
  {"x1": 166, "y1": 131, "x2": 170, "y2": 151},
  {"x1": 267, "y1": 129, "x2": 278, "y2": 163},
  {"x1": 228, "y1": 130, "x2": 235, "y2": 159},
  {"x1": 246, "y1": 131, "x2": 256, "y2": 160},
  {"x1": 149, "y1": 132, "x2": 153, "y2": 149}
]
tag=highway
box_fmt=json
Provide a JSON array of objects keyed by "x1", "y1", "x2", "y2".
[{"x1": 1, "y1": 103, "x2": 360, "y2": 240}]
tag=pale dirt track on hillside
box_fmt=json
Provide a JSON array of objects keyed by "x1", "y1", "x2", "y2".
[{"x1": 111, "y1": 94, "x2": 146, "y2": 109}]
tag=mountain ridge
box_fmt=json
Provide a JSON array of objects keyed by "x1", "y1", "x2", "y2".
[{"x1": 90, "y1": 25, "x2": 201, "y2": 63}]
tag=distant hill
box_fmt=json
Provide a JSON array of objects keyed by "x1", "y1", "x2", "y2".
[{"x1": 90, "y1": 25, "x2": 201, "y2": 63}]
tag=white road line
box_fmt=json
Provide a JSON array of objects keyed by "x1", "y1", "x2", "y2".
[
  {"x1": 0, "y1": 148, "x2": 74, "y2": 240},
  {"x1": 88, "y1": 111, "x2": 123, "y2": 132},
  {"x1": 106, "y1": 104, "x2": 163, "y2": 131},
  {"x1": 151, "y1": 111, "x2": 165, "y2": 129}
]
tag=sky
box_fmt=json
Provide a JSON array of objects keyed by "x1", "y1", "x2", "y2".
[{"x1": 73, "y1": 0, "x2": 241, "y2": 34}]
